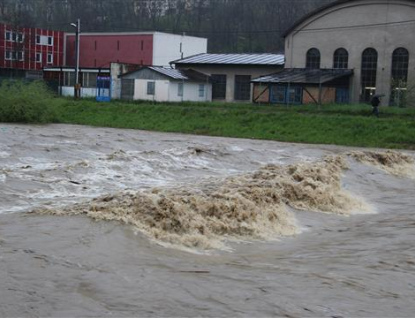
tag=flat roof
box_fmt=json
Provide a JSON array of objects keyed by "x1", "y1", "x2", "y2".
[
  {"x1": 252, "y1": 68, "x2": 353, "y2": 84},
  {"x1": 43, "y1": 67, "x2": 110, "y2": 73},
  {"x1": 171, "y1": 53, "x2": 285, "y2": 66}
]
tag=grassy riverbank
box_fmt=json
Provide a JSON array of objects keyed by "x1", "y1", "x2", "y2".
[
  {"x1": 1, "y1": 81, "x2": 415, "y2": 149},
  {"x1": 52, "y1": 98, "x2": 415, "y2": 149}
]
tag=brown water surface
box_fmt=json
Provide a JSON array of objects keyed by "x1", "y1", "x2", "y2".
[{"x1": 0, "y1": 124, "x2": 414, "y2": 317}]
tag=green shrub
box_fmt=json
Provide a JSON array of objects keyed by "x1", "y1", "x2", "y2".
[{"x1": 0, "y1": 80, "x2": 57, "y2": 123}]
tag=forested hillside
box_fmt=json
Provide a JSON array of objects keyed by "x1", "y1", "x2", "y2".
[{"x1": 0, "y1": 0, "x2": 335, "y2": 53}]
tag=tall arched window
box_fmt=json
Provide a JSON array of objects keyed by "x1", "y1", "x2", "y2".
[
  {"x1": 391, "y1": 48, "x2": 409, "y2": 106},
  {"x1": 391, "y1": 48, "x2": 409, "y2": 83},
  {"x1": 333, "y1": 48, "x2": 348, "y2": 69},
  {"x1": 361, "y1": 48, "x2": 378, "y2": 102},
  {"x1": 306, "y1": 48, "x2": 320, "y2": 69}
]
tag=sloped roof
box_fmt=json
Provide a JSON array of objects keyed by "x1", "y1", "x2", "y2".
[
  {"x1": 120, "y1": 66, "x2": 210, "y2": 82},
  {"x1": 171, "y1": 53, "x2": 285, "y2": 66},
  {"x1": 252, "y1": 68, "x2": 353, "y2": 84}
]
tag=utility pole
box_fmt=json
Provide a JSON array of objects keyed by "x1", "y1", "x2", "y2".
[{"x1": 71, "y1": 19, "x2": 81, "y2": 98}]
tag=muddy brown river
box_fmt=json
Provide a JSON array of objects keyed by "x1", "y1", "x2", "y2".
[{"x1": 0, "y1": 124, "x2": 414, "y2": 317}]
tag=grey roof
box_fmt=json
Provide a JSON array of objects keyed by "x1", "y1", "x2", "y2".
[
  {"x1": 120, "y1": 66, "x2": 210, "y2": 82},
  {"x1": 148, "y1": 66, "x2": 189, "y2": 80},
  {"x1": 171, "y1": 53, "x2": 285, "y2": 66},
  {"x1": 252, "y1": 68, "x2": 353, "y2": 84}
]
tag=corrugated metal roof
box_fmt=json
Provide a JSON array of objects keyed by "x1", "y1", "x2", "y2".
[
  {"x1": 252, "y1": 68, "x2": 353, "y2": 84},
  {"x1": 120, "y1": 66, "x2": 210, "y2": 82},
  {"x1": 149, "y1": 66, "x2": 189, "y2": 80},
  {"x1": 172, "y1": 53, "x2": 285, "y2": 65}
]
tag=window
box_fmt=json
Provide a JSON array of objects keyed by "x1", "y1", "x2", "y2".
[
  {"x1": 391, "y1": 48, "x2": 409, "y2": 106},
  {"x1": 5, "y1": 31, "x2": 23, "y2": 42},
  {"x1": 5, "y1": 31, "x2": 12, "y2": 41},
  {"x1": 178, "y1": 82, "x2": 183, "y2": 97},
  {"x1": 391, "y1": 48, "x2": 409, "y2": 83},
  {"x1": 36, "y1": 53, "x2": 42, "y2": 63},
  {"x1": 17, "y1": 51, "x2": 24, "y2": 61},
  {"x1": 306, "y1": 48, "x2": 320, "y2": 69},
  {"x1": 147, "y1": 81, "x2": 155, "y2": 95},
  {"x1": 211, "y1": 74, "x2": 226, "y2": 99},
  {"x1": 47, "y1": 53, "x2": 53, "y2": 64},
  {"x1": 234, "y1": 75, "x2": 251, "y2": 101},
  {"x1": 333, "y1": 48, "x2": 348, "y2": 69},
  {"x1": 271, "y1": 85, "x2": 287, "y2": 103},
  {"x1": 5, "y1": 51, "x2": 23, "y2": 60},
  {"x1": 82, "y1": 73, "x2": 98, "y2": 88},
  {"x1": 63, "y1": 72, "x2": 75, "y2": 86},
  {"x1": 36, "y1": 35, "x2": 53, "y2": 46},
  {"x1": 198, "y1": 84, "x2": 205, "y2": 98},
  {"x1": 270, "y1": 85, "x2": 303, "y2": 104},
  {"x1": 361, "y1": 48, "x2": 378, "y2": 102}
]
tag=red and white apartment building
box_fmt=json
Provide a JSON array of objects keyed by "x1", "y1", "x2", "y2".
[
  {"x1": 1, "y1": 22, "x2": 208, "y2": 99},
  {"x1": 0, "y1": 23, "x2": 64, "y2": 78}
]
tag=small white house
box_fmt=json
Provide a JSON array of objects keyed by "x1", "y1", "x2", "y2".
[{"x1": 120, "y1": 66, "x2": 212, "y2": 102}]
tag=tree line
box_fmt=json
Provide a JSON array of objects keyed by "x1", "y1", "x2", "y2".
[{"x1": 0, "y1": 0, "x2": 335, "y2": 53}]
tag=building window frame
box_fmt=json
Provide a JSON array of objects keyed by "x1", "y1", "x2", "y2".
[
  {"x1": 306, "y1": 48, "x2": 321, "y2": 69},
  {"x1": 333, "y1": 48, "x2": 349, "y2": 69},
  {"x1": 47, "y1": 53, "x2": 53, "y2": 64},
  {"x1": 147, "y1": 81, "x2": 155, "y2": 95},
  {"x1": 198, "y1": 84, "x2": 205, "y2": 98},
  {"x1": 35, "y1": 52, "x2": 42, "y2": 63},
  {"x1": 5, "y1": 30, "x2": 24, "y2": 42},
  {"x1": 211, "y1": 74, "x2": 227, "y2": 100},
  {"x1": 17, "y1": 51, "x2": 24, "y2": 61},
  {"x1": 5, "y1": 51, "x2": 24, "y2": 61},
  {"x1": 234, "y1": 75, "x2": 251, "y2": 101},
  {"x1": 390, "y1": 47, "x2": 409, "y2": 106},
  {"x1": 361, "y1": 48, "x2": 378, "y2": 102},
  {"x1": 178, "y1": 82, "x2": 183, "y2": 97}
]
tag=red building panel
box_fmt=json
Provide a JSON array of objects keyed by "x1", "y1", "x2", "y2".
[
  {"x1": 0, "y1": 23, "x2": 64, "y2": 72},
  {"x1": 65, "y1": 33, "x2": 154, "y2": 68}
]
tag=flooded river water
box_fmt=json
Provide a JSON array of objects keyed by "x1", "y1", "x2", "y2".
[{"x1": 0, "y1": 124, "x2": 414, "y2": 317}]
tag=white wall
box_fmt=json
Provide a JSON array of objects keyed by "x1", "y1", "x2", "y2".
[
  {"x1": 175, "y1": 65, "x2": 282, "y2": 102},
  {"x1": 61, "y1": 86, "x2": 97, "y2": 98},
  {"x1": 132, "y1": 79, "x2": 212, "y2": 102},
  {"x1": 153, "y1": 33, "x2": 207, "y2": 66},
  {"x1": 168, "y1": 82, "x2": 212, "y2": 102},
  {"x1": 133, "y1": 79, "x2": 170, "y2": 102}
]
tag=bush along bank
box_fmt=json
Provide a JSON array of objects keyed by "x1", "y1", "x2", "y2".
[{"x1": 0, "y1": 80, "x2": 59, "y2": 123}]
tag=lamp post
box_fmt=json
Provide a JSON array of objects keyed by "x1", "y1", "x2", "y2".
[{"x1": 70, "y1": 19, "x2": 80, "y2": 98}]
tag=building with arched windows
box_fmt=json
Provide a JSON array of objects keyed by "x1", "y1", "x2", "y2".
[{"x1": 253, "y1": 0, "x2": 415, "y2": 106}]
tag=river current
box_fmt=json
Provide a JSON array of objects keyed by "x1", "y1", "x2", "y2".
[{"x1": 0, "y1": 124, "x2": 414, "y2": 317}]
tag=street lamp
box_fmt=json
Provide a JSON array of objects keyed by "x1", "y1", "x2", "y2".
[{"x1": 71, "y1": 19, "x2": 80, "y2": 98}]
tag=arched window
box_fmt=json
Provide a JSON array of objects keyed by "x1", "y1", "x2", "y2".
[
  {"x1": 306, "y1": 48, "x2": 320, "y2": 69},
  {"x1": 392, "y1": 48, "x2": 409, "y2": 83},
  {"x1": 361, "y1": 48, "x2": 378, "y2": 102},
  {"x1": 333, "y1": 48, "x2": 348, "y2": 69},
  {"x1": 391, "y1": 48, "x2": 409, "y2": 106}
]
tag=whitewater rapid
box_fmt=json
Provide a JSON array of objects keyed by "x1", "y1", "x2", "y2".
[{"x1": 1, "y1": 124, "x2": 414, "y2": 317}]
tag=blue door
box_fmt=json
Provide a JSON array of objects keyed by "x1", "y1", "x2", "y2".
[
  {"x1": 270, "y1": 85, "x2": 303, "y2": 104},
  {"x1": 335, "y1": 87, "x2": 349, "y2": 104}
]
